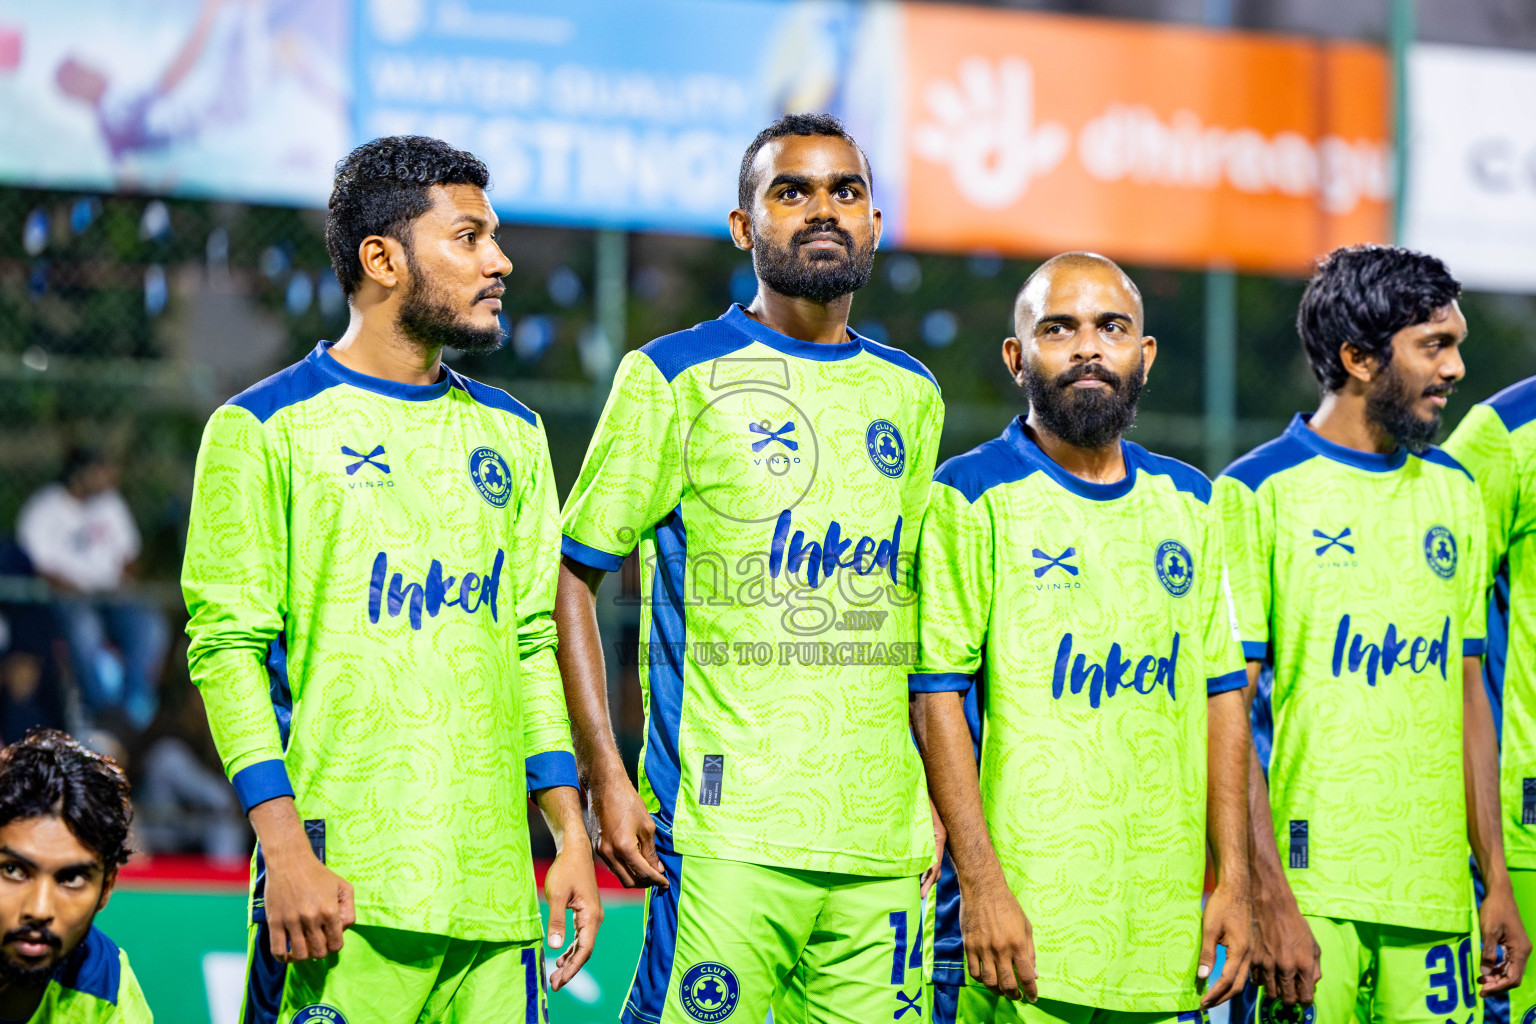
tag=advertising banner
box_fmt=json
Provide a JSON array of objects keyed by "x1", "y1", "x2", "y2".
[
  {"x1": 1403, "y1": 44, "x2": 1536, "y2": 294},
  {"x1": 897, "y1": 3, "x2": 1393, "y2": 273},
  {"x1": 0, "y1": 0, "x2": 351, "y2": 205},
  {"x1": 353, "y1": 0, "x2": 906, "y2": 238}
]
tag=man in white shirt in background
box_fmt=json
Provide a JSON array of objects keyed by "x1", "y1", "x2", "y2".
[{"x1": 15, "y1": 447, "x2": 168, "y2": 730}]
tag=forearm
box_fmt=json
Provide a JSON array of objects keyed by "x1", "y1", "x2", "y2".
[
  {"x1": 553, "y1": 559, "x2": 626, "y2": 787},
  {"x1": 535, "y1": 785, "x2": 587, "y2": 853},
  {"x1": 915, "y1": 690, "x2": 1005, "y2": 891},
  {"x1": 1242, "y1": 663, "x2": 1290, "y2": 899},
  {"x1": 1207, "y1": 688, "x2": 1251, "y2": 895},
  {"x1": 1465, "y1": 655, "x2": 1509, "y2": 886},
  {"x1": 247, "y1": 796, "x2": 312, "y2": 860}
]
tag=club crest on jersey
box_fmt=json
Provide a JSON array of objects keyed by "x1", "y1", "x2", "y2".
[
  {"x1": 1522, "y1": 1006, "x2": 1536, "y2": 1024},
  {"x1": 679, "y1": 962, "x2": 740, "y2": 1022},
  {"x1": 293, "y1": 1006, "x2": 347, "y2": 1024},
  {"x1": 1154, "y1": 539, "x2": 1193, "y2": 597},
  {"x1": 1424, "y1": 525, "x2": 1457, "y2": 579},
  {"x1": 1257, "y1": 999, "x2": 1315, "y2": 1024},
  {"x1": 468, "y1": 446, "x2": 512, "y2": 508},
  {"x1": 865, "y1": 419, "x2": 905, "y2": 478}
]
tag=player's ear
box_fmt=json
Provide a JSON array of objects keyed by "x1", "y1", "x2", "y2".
[
  {"x1": 357, "y1": 235, "x2": 405, "y2": 291},
  {"x1": 728, "y1": 209, "x2": 753, "y2": 251},
  {"x1": 1002, "y1": 336, "x2": 1026, "y2": 386},
  {"x1": 871, "y1": 206, "x2": 883, "y2": 251},
  {"x1": 96, "y1": 868, "x2": 117, "y2": 913},
  {"x1": 1140, "y1": 334, "x2": 1157, "y2": 380},
  {"x1": 1339, "y1": 342, "x2": 1380, "y2": 384}
]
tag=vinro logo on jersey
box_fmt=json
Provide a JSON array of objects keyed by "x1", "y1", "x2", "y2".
[
  {"x1": 340, "y1": 444, "x2": 395, "y2": 490},
  {"x1": 1311, "y1": 527, "x2": 1358, "y2": 568},
  {"x1": 1032, "y1": 547, "x2": 1082, "y2": 591}
]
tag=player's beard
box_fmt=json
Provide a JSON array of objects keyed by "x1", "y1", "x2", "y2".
[
  {"x1": 0, "y1": 924, "x2": 65, "y2": 985},
  {"x1": 1023, "y1": 356, "x2": 1145, "y2": 450},
  {"x1": 1366, "y1": 358, "x2": 1451, "y2": 454},
  {"x1": 397, "y1": 250, "x2": 507, "y2": 355},
  {"x1": 751, "y1": 222, "x2": 875, "y2": 303}
]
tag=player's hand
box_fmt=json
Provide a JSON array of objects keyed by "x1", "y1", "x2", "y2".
[
  {"x1": 545, "y1": 841, "x2": 604, "y2": 992},
  {"x1": 1477, "y1": 878, "x2": 1531, "y2": 995},
  {"x1": 263, "y1": 846, "x2": 356, "y2": 964},
  {"x1": 1250, "y1": 885, "x2": 1320, "y2": 1007},
  {"x1": 959, "y1": 872, "x2": 1037, "y2": 1002},
  {"x1": 589, "y1": 776, "x2": 667, "y2": 889},
  {"x1": 1198, "y1": 879, "x2": 1251, "y2": 1009},
  {"x1": 921, "y1": 801, "x2": 946, "y2": 899}
]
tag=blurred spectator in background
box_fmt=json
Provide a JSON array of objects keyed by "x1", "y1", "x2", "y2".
[
  {"x1": 132, "y1": 689, "x2": 247, "y2": 864},
  {"x1": 0, "y1": 611, "x2": 64, "y2": 743},
  {"x1": 15, "y1": 448, "x2": 168, "y2": 730}
]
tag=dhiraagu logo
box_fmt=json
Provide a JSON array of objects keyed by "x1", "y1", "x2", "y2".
[{"x1": 367, "y1": 550, "x2": 504, "y2": 630}]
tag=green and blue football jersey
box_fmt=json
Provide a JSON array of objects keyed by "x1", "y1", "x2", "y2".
[
  {"x1": 26, "y1": 927, "x2": 151, "y2": 1023},
  {"x1": 183, "y1": 341, "x2": 576, "y2": 943},
  {"x1": 1216, "y1": 414, "x2": 1486, "y2": 932},
  {"x1": 1446, "y1": 376, "x2": 1536, "y2": 869},
  {"x1": 911, "y1": 417, "x2": 1245, "y2": 1011},
  {"x1": 560, "y1": 304, "x2": 944, "y2": 876}
]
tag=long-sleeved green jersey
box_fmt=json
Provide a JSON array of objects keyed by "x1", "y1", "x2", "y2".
[
  {"x1": 182, "y1": 341, "x2": 576, "y2": 942},
  {"x1": 1446, "y1": 377, "x2": 1536, "y2": 869},
  {"x1": 25, "y1": 928, "x2": 151, "y2": 1023}
]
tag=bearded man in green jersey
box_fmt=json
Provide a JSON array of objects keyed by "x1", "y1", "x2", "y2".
[
  {"x1": 913, "y1": 253, "x2": 1253, "y2": 1024},
  {"x1": 0, "y1": 730, "x2": 150, "y2": 1024},
  {"x1": 1447, "y1": 373, "x2": 1536, "y2": 1024},
  {"x1": 555, "y1": 113, "x2": 944, "y2": 1024},
  {"x1": 183, "y1": 136, "x2": 600, "y2": 1024},
  {"x1": 1217, "y1": 245, "x2": 1529, "y2": 1022}
]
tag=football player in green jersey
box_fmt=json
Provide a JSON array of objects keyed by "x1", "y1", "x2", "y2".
[
  {"x1": 1217, "y1": 245, "x2": 1529, "y2": 1022},
  {"x1": 913, "y1": 253, "x2": 1253, "y2": 1024},
  {"x1": 183, "y1": 137, "x2": 600, "y2": 1024},
  {"x1": 1446, "y1": 374, "x2": 1536, "y2": 1024},
  {"x1": 0, "y1": 729, "x2": 151, "y2": 1023},
  {"x1": 555, "y1": 113, "x2": 944, "y2": 1024}
]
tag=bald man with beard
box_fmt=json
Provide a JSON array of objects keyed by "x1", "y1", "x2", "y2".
[{"x1": 911, "y1": 253, "x2": 1254, "y2": 1024}]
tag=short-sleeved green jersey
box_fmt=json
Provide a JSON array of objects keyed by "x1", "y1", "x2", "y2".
[
  {"x1": 1216, "y1": 414, "x2": 1486, "y2": 932},
  {"x1": 27, "y1": 927, "x2": 152, "y2": 1023},
  {"x1": 183, "y1": 341, "x2": 576, "y2": 943},
  {"x1": 561, "y1": 305, "x2": 944, "y2": 876},
  {"x1": 1446, "y1": 377, "x2": 1536, "y2": 870},
  {"x1": 910, "y1": 418, "x2": 1245, "y2": 1012}
]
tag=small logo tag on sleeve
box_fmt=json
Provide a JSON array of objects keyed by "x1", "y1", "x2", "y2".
[
  {"x1": 699, "y1": 755, "x2": 724, "y2": 806},
  {"x1": 1288, "y1": 820, "x2": 1308, "y2": 869},
  {"x1": 1524, "y1": 779, "x2": 1536, "y2": 826},
  {"x1": 305, "y1": 819, "x2": 327, "y2": 863}
]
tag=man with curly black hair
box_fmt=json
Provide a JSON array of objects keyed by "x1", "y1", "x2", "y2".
[
  {"x1": 1216, "y1": 245, "x2": 1529, "y2": 1021},
  {"x1": 183, "y1": 135, "x2": 598, "y2": 1023},
  {"x1": 0, "y1": 728, "x2": 150, "y2": 1022}
]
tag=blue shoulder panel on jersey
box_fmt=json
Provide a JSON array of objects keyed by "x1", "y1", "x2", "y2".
[
  {"x1": 56, "y1": 926, "x2": 121, "y2": 1004},
  {"x1": 228, "y1": 357, "x2": 340, "y2": 424},
  {"x1": 1128, "y1": 444, "x2": 1213, "y2": 503},
  {"x1": 858, "y1": 337, "x2": 939, "y2": 388},
  {"x1": 640, "y1": 321, "x2": 755, "y2": 383},
  {"x1": 1486, "y1": 376, "x2": 1536, "y2": 432},
  {"x1": 448, "y1": 370, "x2": 537, "y2": 426},
  {"x1": 1413, "y1": 446, "x2": 1475, "y2": 483},
  {"x1": 934, "y1": 437, "x2": 1036, "y2": 504},
  {"x1": 1218, "y1": 432, "x2": 1315, "y2": 491}
]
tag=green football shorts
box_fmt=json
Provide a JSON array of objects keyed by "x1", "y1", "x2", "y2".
[
  {"x1": 621, "y1": 846, "x2": 924, "y2": 1024},
  {"x1": 238, "y1": 922, "x2": 546, "y2": 1024},
  {"x1": 1251, "y1": 915, "x2": 1480, "y2": 1024},
  {"x1": 1508, "y1": 868, "x2": 1536, "y2": 1024},
  {"x1": 937, "y1": 990, "x2": 1207, "y2": 1024}
]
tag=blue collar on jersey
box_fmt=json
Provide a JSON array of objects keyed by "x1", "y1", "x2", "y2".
[
  {"x1": 721, "y1": 304, "x2": 865, "y2": 362},
  {"x1": 1286, "y1": 412, "x2": 1409, "y2": 473},
  {"x1": 1002, "y1": 416, "x2": 1139, "y2": 501},
  {"x1": 309, "y1": 340, "x2": 453, "y2": 402}
]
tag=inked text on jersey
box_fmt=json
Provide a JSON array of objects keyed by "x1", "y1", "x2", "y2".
[
  {"x1": 1052, "y1": 632, "x2": 1180, "y2": 708},
  {"x1": 1331, "y1": 613, "x2": 1451, "y2": 684},
  {"x1": 767, "y1": 510, "x2": 901, "y2": 587},
  {"x1": 368, "y1": 550, "x2": 504, "y2": 630}
]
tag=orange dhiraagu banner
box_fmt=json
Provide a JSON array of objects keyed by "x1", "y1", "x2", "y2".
[{"x1": 898, "y1": 4, "x2": 1391, "y2": 274}]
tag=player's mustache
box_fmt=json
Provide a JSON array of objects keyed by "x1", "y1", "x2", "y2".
[
  {"x1": 2, "y1": 927, "x2": 60, "y2": 951},
  {"x1": 473, "y1": 283, "x2": 505, "y2": 303},
  {"x1": 1423, "y1": 382, "x2": 1455, "y2": 398},
  {"x1": 792, "y1": 224, "x2": 854, "y2": 250},
  {"x1": 1055, "y1": 364, "x2": 1123, "y2": 389}
]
